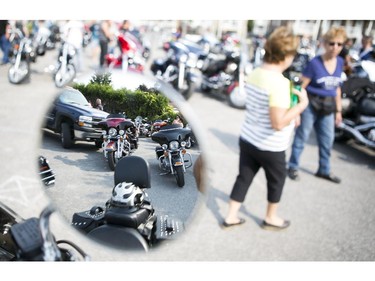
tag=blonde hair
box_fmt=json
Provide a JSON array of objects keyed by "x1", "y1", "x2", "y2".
[
  {"x1": 322, "y1": 26, "x2": 347, "y2": 43},
  {"x1": 263, "y1": 26, "x2": 299, "y2": 64}
]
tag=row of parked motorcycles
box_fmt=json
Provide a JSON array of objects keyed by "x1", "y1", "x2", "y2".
[
  {"x1": 7, "y1": 25, "x2": 56, "y2": 85},
  {"x1": 6, "y1": 22, "x2": 93, "y2": 88},
  {"x1": 150, "y1": 34, "x2": 243, "y2": 107},
  {"x1": 53, "y1": 26, "x2": 151, "y2": 87},
  {"x1": 79, "y1": 105, "x2": 197, "y2": 249},
  {"x1": 98, "y1": 113, "x2": 195, "y2": 187}
]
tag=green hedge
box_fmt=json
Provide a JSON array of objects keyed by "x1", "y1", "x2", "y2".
[{"x1": 72, "y1": 72, "x2": 177, "y2": 121}]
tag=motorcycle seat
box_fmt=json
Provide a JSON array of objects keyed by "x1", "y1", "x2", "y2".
[
  {"x1": 105, "y1": 207, "x2": 150, "y2": 229},
  {"x1": 87, "y1": 224, "x2": 149, "y2": 251}
]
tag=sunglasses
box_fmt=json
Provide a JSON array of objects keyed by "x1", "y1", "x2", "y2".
[{"x1": 328, "y1": 42, "x2": 343, "y2": 47}]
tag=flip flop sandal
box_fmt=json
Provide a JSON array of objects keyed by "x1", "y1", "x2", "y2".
[
  {"x1": 261, "y1": 220, "x2": 291, "y2": 231},
  {"x1": 221, "y1": 218, "x2": 246, "y2": 229}
]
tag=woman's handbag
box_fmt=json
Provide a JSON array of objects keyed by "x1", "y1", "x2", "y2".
[{"x1": 308, "y1": 93, "x2": 336, "y2": 115}]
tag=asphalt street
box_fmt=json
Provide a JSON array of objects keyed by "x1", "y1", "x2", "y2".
[{"x1": 0, "y1": 31, "x2": 374, "y2": 271}]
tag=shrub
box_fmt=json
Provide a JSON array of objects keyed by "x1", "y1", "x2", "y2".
[{"x1": 72, "y1": 72, "x2": 177, "y2": 122}]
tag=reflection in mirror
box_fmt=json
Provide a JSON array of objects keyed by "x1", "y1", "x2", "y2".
[{"x1": 39, "y1": 69, "x2": 206, "y2": 252}]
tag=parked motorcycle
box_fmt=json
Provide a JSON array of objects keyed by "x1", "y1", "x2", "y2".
[
  {"x1": 46, "y1": 23, "x2": 61, "y2": 50},
  {"x1": 150, "y1": 118, "x2": 170, "y2": 134},
  {"x1": 0, "y1": 202, "x2": 89, "y2": 261},
  {"x1": 33, "y1": 24, "x2": 51, "y2": 56},
  {"x1": 7, "y1": 28, "x2": 36, "y2": 84},
  {"x1": 335, "y1": 60, "x2": 375, "y2": 149},
  {"x1": 150, "y1": 40, "x2": 200, "y2": 100},
  {"x1": 71, "y1": 155, "x2": 184, "y2": 251},
  {"x1": 98, "y1": 113, "x2": 138, "y2": 171},
  {"x1": 126, "y1": 28, "x2": 151, "y2": 61},
  {"x1": 134, "y1": 116, "x2": 151, "y2": 137},
  {"x1": 105, "y1": 32, "x2": 145, "y2": 72},
  {"x1": 151, "y1": 124, "x2": 193, "y2": 187},
  {"x1": 53, "y1": 41, "x2": 77, "y2": 88},
  {"x1": 200, "y1": 48, "x2": 240, "y2": 97}
]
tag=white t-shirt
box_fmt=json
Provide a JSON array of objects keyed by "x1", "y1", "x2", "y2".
[{"x1": 240, "y1": 67, "x2": 294, "y2": 152}]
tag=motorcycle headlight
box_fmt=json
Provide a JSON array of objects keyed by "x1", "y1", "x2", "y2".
[
  {"x1": 108, "y1": 127, "x2": 117, "y2": 137},
  {"x1": 196, "y1": 60, "x2": 204, "y2": 69},
  {"x1": 169, "y1": 140, "x2": 179, "y2": 150},
  {"x1": 119, "y1": 130, "x2": 125, "y2": 136},
  {"x1": 162, "y1": 144, "x2": 168, "y2": 150},
  {"x1": 226, "y1": 62, "x2": 238, "y2": 73},
  {"x1": 101, "y1": 130, "x2": 107, "y2": 135},
  {"x1": 181, "y1": 141, "x2": 186, "y2": 147},
  {"x1": 25, "y1": 45, "x2": 33, "y2": 53},
  {"x1": 179, "y1": 54, "x2": 188, "y2": 63}
]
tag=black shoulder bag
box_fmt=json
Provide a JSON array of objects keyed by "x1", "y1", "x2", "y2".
[{"x1": 308, "y1": 93, "x2": 336, "y2": 115}]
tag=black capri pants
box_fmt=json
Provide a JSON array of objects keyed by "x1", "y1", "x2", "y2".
[{"x1": 230, "y1": 138, "x2": 287, "y2": 204}]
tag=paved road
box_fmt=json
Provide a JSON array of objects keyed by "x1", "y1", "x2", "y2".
[
  {"x1": 0, "y1": 31, "x2": 374, "y2": 267},
  {"x1": 40, "y1": 129, "x2": 201, "y2": 224}
]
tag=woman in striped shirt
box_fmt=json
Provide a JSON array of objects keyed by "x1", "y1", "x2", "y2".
[{"x1": 222, "y1": 27, "x2": 309, "y2": 231}]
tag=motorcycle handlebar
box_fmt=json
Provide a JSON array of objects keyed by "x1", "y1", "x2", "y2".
[{"x1": 39, "y1": 204, "x2": 62, "y2": 261}]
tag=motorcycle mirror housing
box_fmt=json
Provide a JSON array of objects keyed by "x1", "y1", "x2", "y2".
[{"x1": 37, "y1": 68, "x2": 209, "y2": 256}]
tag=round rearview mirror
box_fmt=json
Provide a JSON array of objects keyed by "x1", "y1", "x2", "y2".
[{"x1": 39, "y1": 69, "x2": 207, "y2": 254}]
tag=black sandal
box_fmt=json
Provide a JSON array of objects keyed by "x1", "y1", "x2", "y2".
[
  {"x1": 261, "y1": 220, "x2": 290, "y2": 231},
  {"x1": 221, "y1": 218, "x2": 246, "y2": 229}
]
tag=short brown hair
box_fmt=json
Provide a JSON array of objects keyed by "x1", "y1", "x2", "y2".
[
  {"x1": 322, "y1": 26, "x2": 347, "y2": 43},
  {"x1": 263, "y1": 27, "x2": 299, "y2": 64}
]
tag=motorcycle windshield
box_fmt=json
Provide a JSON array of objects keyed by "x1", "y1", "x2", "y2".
[
  {"x1": 98, "y1": 117, "x2": 127, "y2": 129},
  {"x1": 119, "y1": 120, "x2": 135, "y2": 130},
  {"x1": 151, "y1": 125, "x2": 191, "y2": 145}
]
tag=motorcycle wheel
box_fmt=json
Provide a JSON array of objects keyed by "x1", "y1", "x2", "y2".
[
  {"x1": 174, "y1": 165, "x2": 185, "y2": 187},
  {"x1": 61, "y1": 122, "x2": 74, "y2": 148},
  {"x1": 54, "y1": 64, "x2": 76, "y2": 88},
  {"x1": 227, "y1": 85, "x2": 246, "y2": 109},
  {"x1": 8, "y1": 61, "x2": 30, "y2": 84},
  {"x1": 180, "y1": 80, "x2": 194, "y2": 100},
  {"x1": 200, "y1": 82, "x2": 210, "y2": 93},
  {"x1": 108, "y1": 152, "x2": 117, "y2": 171}
]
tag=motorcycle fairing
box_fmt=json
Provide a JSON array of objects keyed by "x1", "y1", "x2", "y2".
[
  {"x1": 105, "y1": 141, "x2": 116, "y2": 152},
  {"x1": 151, "y1": 125, "x2": 191, "y2": 145}
]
